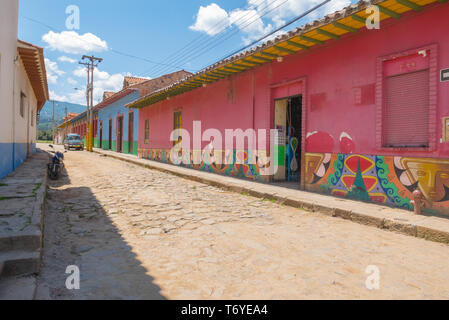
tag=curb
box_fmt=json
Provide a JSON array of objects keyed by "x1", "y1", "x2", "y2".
[
  {"x1": 94, "y1": 150, "x2": 449, "y2": 246},
  {"x1": 31, "y1": 152, "x2": 48, "y2": 300},
  {"x1": 33, "y1": 161, "x2": 48, "y2": 274}
]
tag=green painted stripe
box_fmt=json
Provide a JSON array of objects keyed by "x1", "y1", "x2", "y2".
[
  {"x1": 316, "y1": 28, "x2": 340, "y2": 39},
  {"x1": 378, "y1": 5, "x2": 401, "y2": 19},
  {"x1": 300, "y1": 35, "x2": 324, "y2": 45},
  {"x1": 396, "y1": 0, "x2": 422, "y2": 11},
  {"x1": 332, "y1": 21, "x2": 358, "y2": 33}
]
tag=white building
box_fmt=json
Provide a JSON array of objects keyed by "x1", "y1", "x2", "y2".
[{"x1": 0, "y1": 0, "x2": 49, "y2": 178}]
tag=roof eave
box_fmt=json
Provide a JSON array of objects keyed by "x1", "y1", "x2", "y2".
[{"x1": 17, "y1": 40, "x2": 49, "y2": 111}]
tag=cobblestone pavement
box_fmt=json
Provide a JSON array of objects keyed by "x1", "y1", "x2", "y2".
[{"x1": 35, "y1": 145, "x2": 449, "y2": 299}]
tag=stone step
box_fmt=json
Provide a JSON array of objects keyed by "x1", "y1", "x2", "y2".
[
  {"x1": 0, "y1": 275, "x2": 37, "y2": 300},
  {"x1": 0, "y1": 250, "x2": 41, "y2": 277},
  {"x1": 0, "y1": 231, "x2": 41, "y2": 252}
]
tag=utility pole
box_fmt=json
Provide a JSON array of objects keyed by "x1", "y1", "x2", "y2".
[
  {"x1": 79, "y1": 55, "x2": 102, "y2": 152},
  {"x1": 51, "y1": 100, "x2": 56, "y2": 144},
  {"x1": 64, "y1": 105, "x2": 68, "y2": 144},
  {"x1": 52, "y1": 100, "x2": 55, "y2": 143}
]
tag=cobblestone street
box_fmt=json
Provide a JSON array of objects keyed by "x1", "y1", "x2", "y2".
[{"x1": 36, "y1": 146, "x2": 449, "y2": 299}]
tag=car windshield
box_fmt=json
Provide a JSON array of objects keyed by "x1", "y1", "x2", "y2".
[{"x1": 67, "y1": 135, "x2": 81, "y2": 141}]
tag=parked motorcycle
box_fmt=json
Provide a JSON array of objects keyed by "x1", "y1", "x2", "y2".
[{"x1": 47, "y1": 145, "x2": 65, "y2": 180}]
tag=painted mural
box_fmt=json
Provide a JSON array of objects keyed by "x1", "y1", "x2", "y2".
[
  {"x1": 138, "y1": 148, "x2": 271, "y2": 182},
  {"x1": 305, "y1": 153, "x2": 449, "y2": 215}
]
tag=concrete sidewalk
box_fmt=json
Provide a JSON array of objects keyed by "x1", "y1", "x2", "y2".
[
  {"x1": 93, "y1": 148, "x2": 449, "y2": 245},
  {"x1": 0, "y1": 150, "x2": 48, "y2": 300}
]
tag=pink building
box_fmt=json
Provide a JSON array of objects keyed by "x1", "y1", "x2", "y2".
[{"x1": 128, "y1": 0, "x2": 449, "y2": 215}]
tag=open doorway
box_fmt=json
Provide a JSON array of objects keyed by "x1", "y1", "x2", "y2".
[{"x1": 273, "y1": 95, "x2": 302, "y2": 184}]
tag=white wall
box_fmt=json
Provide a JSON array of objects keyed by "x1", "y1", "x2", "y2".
[
  {"x1": 0, "y1": 0, "x2": 19, "y2": 145},
  {"x1": 0, "y1": 0, "x2": 41, "y2": 177},
  {"x1": 14, "y1": 57, "x2": 38, "y2": 146}
]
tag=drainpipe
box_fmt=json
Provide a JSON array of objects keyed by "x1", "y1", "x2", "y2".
[{"x1": 11, "y1": 55, "x2": 18, "y2": 171}]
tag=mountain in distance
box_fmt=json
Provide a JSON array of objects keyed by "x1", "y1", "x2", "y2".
[
  {"x1": 39, "y1": 100, "x2": 87, "y2": 122},
  {"x1": 38, "y1": 100, "x2": 87, "y2": 132}
]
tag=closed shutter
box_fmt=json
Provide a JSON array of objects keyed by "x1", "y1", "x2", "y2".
[{"x1": 383, "y1": 69, "x2": 429, "y2": 148}]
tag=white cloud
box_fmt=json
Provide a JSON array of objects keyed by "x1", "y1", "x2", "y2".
[
  {"x1": 189, "y1": 3, "x2": 230, "y2": 36},
  {"x1": 189, "y1": 3, "x2": 272, "y2": 43},
  {"x1": 58, "y1": 55, "x2": 77, "y2": 63},
  {"x1": 49, "y1": 90, "x2": 68, "y2": 102},
  {"x1": 323, "y1": 0, "x2": 351, "y2": 14},
  {"x1": 230, "y1": 8, "x2": 273, "y2": 45},
  {"x1": 67, "y1": 77, "x2": 78, "y2": 86},
  {"x1": 42, "y1": 31, "x2": 108, "y2": 54},
  {"x1": 190, "y1": 0, "x2": 352, "y2": 44},
  {"x1": 249, "y1": 0, "x2": 352, "y2": 25},
  {"x1": 45, "y1": 58, "x2": 65, "y2": 84},
  {"x1": 73, "y1": 67, "x2": 87, "y2": 78},
  {"x1": 73, "y1": 67, "x2": 124, "y2": 104},
  {"x1": 68, "y1": 90, "x2": 87, "y2": 105},
  {"x1": 124, "y1": 72, "x2": 151, "y2": 80}
]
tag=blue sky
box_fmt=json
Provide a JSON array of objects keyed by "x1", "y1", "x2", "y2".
[{"x1": 18, "y1": 0, "x2": 355, "y2": 105}]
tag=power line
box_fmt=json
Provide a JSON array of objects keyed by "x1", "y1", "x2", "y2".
[
  {"x1": 185, "y1": 0, "x2": 291, "y2": 72},
  {"x1": 149, "y1": 0, "x2": 286, "y2": 77},
  {"x1": 20, "y1": 15, "x2": 195, "y2": 72},
  {"x1": 146, "y1": 0, "x2": 252, "y2": 76},
  {"x1": 149, "y1": 0, "x2": 289, "y2": 78},
  {"x1": 202, "y1": 0, "x2": 331, "y2": 70},
  {"x1": 147, "y1": 0, "x2": 268, "y2": 76}
]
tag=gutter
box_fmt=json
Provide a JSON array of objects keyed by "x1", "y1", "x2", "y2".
[{"x1": 11, "y1": 54, "x2": 18, "y2": 171}]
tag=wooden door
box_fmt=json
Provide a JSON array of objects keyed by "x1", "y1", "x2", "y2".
[
  {"x1": 108, "y1": 119, "x2": 112, "y2": 150},
  {"x1": 128, "y1": 112, "x2": 134, "y2": 153},
  {"x1": 117, "y1": 116, "x2": 123, "y2": 153}
]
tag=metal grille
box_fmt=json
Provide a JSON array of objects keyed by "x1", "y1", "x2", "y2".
[{"x1": 383, "y1": 69, "x2": 430, "y2": 148}]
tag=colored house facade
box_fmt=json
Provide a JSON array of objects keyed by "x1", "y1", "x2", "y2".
[
  {"x1": 96, "y1": 90, "x2": 140, "y2": 155},
  {"x1": 95, "y1": 72, "x2": 192, "y2": 155},
  {"x1": 129, "y1": 0, "x2": 449, "y2": 215},
  {"x1": 55, "y1": 112, "x2": 80, "y2": 144},
  {"x1": 71, "y1": 111, "x2": 98, "y2": 147},
  {"x1": 0, "y1": 0, "x2": 49, "y2": 178}
]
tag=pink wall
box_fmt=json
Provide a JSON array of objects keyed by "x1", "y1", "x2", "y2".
[
  {"x1": 139, "y1": 67, "x2": 274, "y2": 151},
  {"x1": 138, "y1": 3, "x2": 449, "y2": 158}
]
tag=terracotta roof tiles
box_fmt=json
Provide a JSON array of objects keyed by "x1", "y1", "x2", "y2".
[{"x1": 123, "y1": 76, "x2": 150, "y2": 89}]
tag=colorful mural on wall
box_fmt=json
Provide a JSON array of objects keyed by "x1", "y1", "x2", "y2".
[
  {"x1": 305, "y1": 153, "x2": 449, "y2": 215},
  {"x1": 138, "y1": 148, "x2": 271, "y2": 182}
]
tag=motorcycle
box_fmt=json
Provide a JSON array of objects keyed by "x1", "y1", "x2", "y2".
[{"x1": 47, "y1": 145, "x2": 66, "y2": 180}]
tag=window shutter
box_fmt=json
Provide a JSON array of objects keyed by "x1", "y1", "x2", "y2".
[{"x1": 383, "y1": 69, "x2": 429, "y2": 148}]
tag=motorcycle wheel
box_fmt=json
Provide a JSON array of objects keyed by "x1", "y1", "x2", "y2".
[{"x1": 48, "y1": 166, "x2": 59, "y2": 180}]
